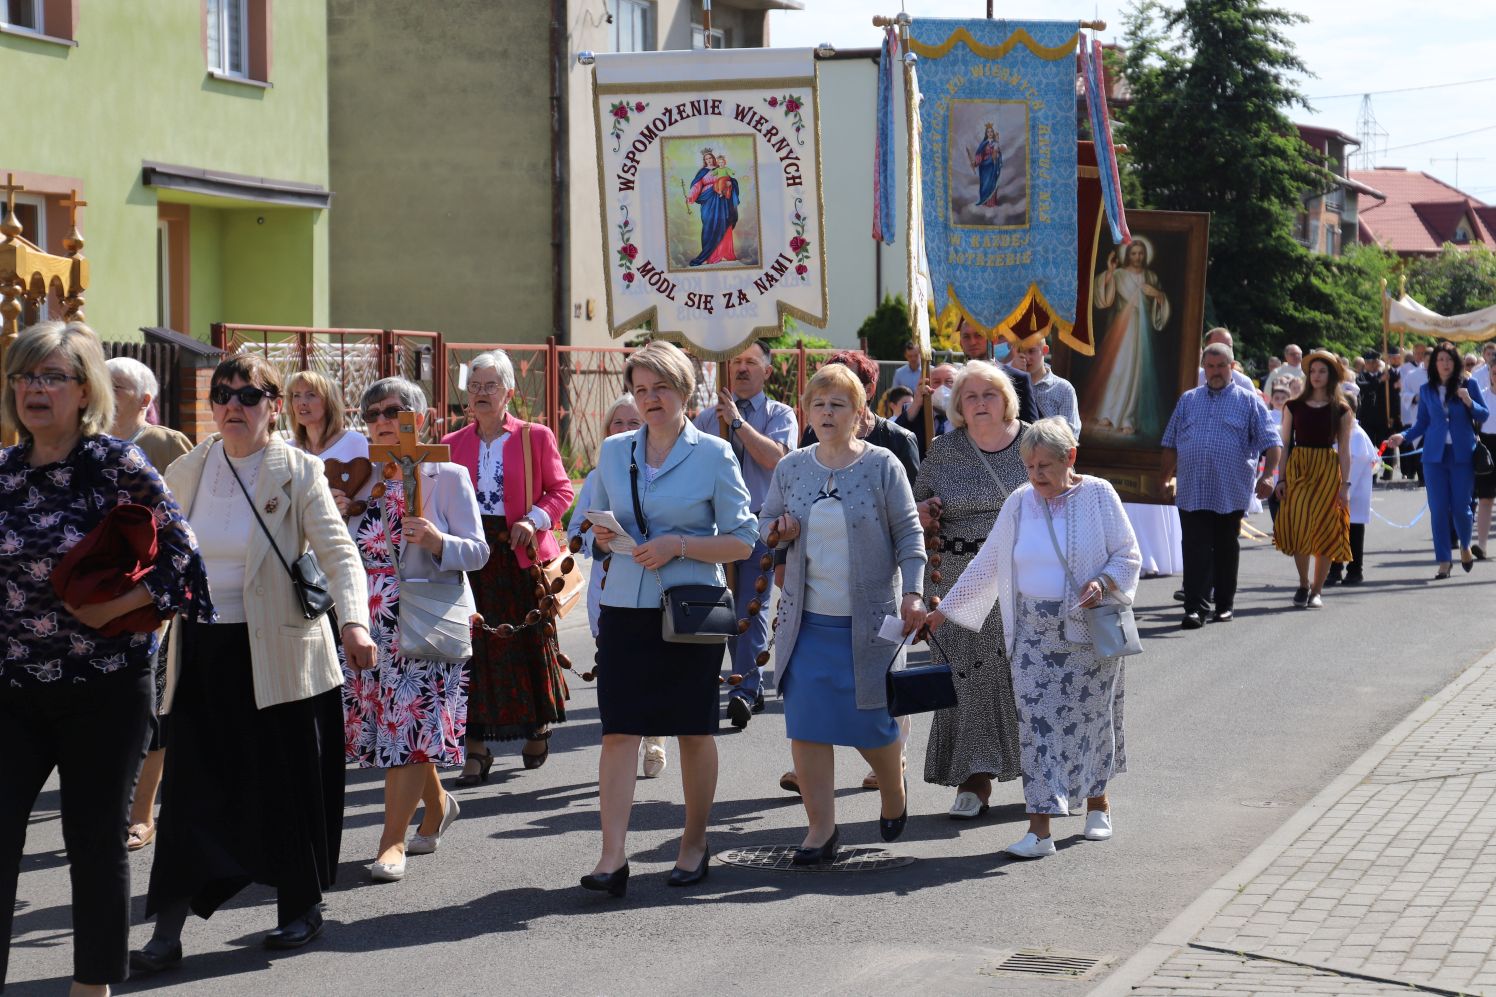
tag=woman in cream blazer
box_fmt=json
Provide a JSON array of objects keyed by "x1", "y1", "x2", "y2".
[{"x1": 133, "y1": 355, "x2": 373, "y2": 974}]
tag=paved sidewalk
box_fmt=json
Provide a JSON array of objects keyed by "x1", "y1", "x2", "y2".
[{"x1": 1095, "y1": 642, "x2": 1496, "y2": 997}]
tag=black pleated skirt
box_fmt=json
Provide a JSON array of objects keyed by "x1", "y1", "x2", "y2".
[
  {"x1": 595, "y1": 606, "x2": 724, "y2": 736},
  {"x1": 146, "y1": 622, "x2": 344, "y2": 923}
]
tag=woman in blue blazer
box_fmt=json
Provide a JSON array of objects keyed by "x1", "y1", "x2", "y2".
[{"x1": 1390, "y1": 341, "x2": 1490, "y2": 577}]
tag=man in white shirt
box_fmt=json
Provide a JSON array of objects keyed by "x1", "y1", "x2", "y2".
[
  {"x1": 891, "y1": 339, "x2": 923, "y2": 396},
  {"x1": 1396, "y1": 344, "x2": 1428, "y2": 482},
  {"x1": 1263, "y1": 344, "x2": 1305, "y2": 396}
]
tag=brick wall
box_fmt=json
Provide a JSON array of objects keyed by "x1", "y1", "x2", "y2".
[{"x1": 177, "y1": 366, "x2": 217, "y2": 444}]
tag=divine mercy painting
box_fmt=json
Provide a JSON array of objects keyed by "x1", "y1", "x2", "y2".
[{"x1": 663, "y1": 134, "x2": 762, "y2": 271}]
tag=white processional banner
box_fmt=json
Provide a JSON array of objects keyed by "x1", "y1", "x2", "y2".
[
  {"x1": 1388, "y1": 294, "x2": 1496, "y2": 342},
  {"x1": 593, "y1": 48, "x2": 828, "y2": 360}
]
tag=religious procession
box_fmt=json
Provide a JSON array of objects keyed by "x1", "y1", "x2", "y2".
[{"x1": 5, "y1": 1, "x2": 1496, "y2": 995}]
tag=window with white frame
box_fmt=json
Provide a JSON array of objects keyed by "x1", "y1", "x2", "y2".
[
  {"x1": 691, "y1": 23, "x2": 726, "y2": 49},
  {"x1": 2, "y1": 0, "x2": 42, "y2": 32},
  {"x1": 206, "y1": 0, "x2": 249, "y2": 76},
  {"x1": 613, "y1": 0, "x2": 653, "y2": 53}
]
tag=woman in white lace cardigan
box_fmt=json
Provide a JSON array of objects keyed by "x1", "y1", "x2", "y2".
[{"x1": 928, "y1": 417, "x2": 1140, "y2": 860}]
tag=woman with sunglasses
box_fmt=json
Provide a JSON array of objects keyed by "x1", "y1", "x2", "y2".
[
  {"x1": 341, "y1": 378, "x2": 488, "y2": 882},
  {"x1": 441, "y1": 351, "x2": 574, "y2": 782},
  {"x1": 132, "y1": 355, "x2": 376, "y2": 973},
  {"x1": 0, "y1": 322, "x2": 214, "y2": 997}
]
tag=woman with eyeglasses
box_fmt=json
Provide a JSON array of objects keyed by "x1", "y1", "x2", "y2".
[
  {"x1": 0, "y1": 322, "x2": 213, "y2": 997},
  {"x1": 441, "y1": 351, "x2": 575, "y2": 783},
  {"x1": 340, "y1": 378, "x2": 488, "y2": 882},
  {"x1": 285, "y1": 369, "x2": 368, "y2": 465},
  {"x1": 131, "y1": 354, "x2": 376, "y2": 973}
]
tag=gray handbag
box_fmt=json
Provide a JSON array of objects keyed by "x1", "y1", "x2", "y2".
[
  {"x1": 1040, "y1": 499, "x2": 1142, "y2": 658},
  {"x1": 385, "y1": 470, "x2": 475, "y2": 664}
]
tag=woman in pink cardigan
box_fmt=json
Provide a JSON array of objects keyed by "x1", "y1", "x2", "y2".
[{"x1": 443, "y1": 351, "x2": 575, "y2": 782}]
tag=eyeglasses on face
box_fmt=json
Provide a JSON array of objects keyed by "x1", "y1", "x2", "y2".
[
  {"x1": 361, "y1": 404, "x2": 410, "y2": 424},
  {"x1": 8, "y1": 372, "x2": 82, "y2": 390},
  {"x1": 210, "y1": 384, "x2": 277, "y2": 407},
  {"x1": 468, "y1": 381, "x2": 505, "y2": 396}
]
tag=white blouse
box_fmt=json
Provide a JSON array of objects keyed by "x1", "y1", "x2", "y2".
[
  {"x1": 189, "y1": 444, "x2": 264, "y2": 624},
  {"x1": 474, "y1": 431, "x2": 554, "y2": 530},
  {"x1": 1013, "y1": 496, "x2": 1069, "y2": 601},
  {"x1": 803, "y1": 457, "x2": 854, "y2": 616}
]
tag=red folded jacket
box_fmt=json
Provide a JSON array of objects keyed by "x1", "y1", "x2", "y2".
[{"x1": 52, "y1": 503, "x2": 170, "y2": 637}]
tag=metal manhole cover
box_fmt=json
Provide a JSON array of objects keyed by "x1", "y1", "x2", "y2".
[
  {"x1": 987, "y1": 949, "x2": 1108, "y2": 980},
  {"x1": 717, "y1": 844, "x2": 915, "y2": 873},
  {"x1": 1240, "y1": 799, "x2": 1292, "y2": 808}
]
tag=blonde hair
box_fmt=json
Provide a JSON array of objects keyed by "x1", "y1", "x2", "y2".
[
  {"x1": 3, "y1": 320, "x2": 115, "y2": 441},
  {"x1": 803, "y1": 362, "x2": 866, "y2": 412},
  {"x1": 286, "y1": 369, "x2": 347, "y2": 450},
  {"x1": 597, "y1": 393, "x2": 641, "y2": 461},
  {"x1": 947, "y1": 359, "x2": 1018, "y2": 430},
  {"x1": 624, "y1": 340, "x2": 696, "y2": 400}
]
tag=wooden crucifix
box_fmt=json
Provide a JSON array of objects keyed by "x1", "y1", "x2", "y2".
[
  {"x1": 59, "y1": 189, "x2": 87, "y2": 228},
  {"x1": 369, "y1": 412, "x2": 450, "y2": 513}
]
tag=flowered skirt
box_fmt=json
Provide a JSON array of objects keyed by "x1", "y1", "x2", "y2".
[
  {"x1": 1275, "y1": 446, "x2": 1352, "y2": 561},
  {"x1": 1011, "y1": 596, "x2": 1126, "y2": 815},
  {"x1": 465, "y1": 515, "x2": 569, "y2": 741}
]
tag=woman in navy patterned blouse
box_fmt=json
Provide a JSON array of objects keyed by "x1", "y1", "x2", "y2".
[{"x1": 0, "y1": 321, "x2": 212, "y2": 996}]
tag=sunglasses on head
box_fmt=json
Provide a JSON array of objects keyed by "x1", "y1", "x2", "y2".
[
  {"x1": 361, "y1": 404, "x2": 409, "y2": 424},
  {"x1": 210, "y1": 384, "x2": 277, "y2": 407}
]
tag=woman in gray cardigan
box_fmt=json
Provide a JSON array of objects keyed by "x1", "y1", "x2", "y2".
[{"x1": 761, "y1": 365, "x2": 927, "y2": 864}]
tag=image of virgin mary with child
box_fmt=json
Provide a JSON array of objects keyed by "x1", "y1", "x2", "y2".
[{"x1": 686, "y1": 147, "x2": 741, "y2": 267}]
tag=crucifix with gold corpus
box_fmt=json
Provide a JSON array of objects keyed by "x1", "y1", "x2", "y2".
[{"x1": 370, "y1": 412, "x2": 449, "y2": 512}]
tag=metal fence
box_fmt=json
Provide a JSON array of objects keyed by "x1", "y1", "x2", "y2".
[{"x1": 102, "y1": 340, "x2": 179, "y2": 425}]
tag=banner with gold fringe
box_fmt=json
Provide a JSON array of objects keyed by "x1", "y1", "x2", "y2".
[
  {"x1": 592, "y1": 48, "x2": 828, "y2": 361},
  {"x1": 908, "y1": 18, "x2": 1078, "y2": 345}
]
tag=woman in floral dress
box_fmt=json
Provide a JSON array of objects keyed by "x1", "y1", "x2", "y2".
[{"x1": 341, "y1": 378, "x2": 489, "y2": 883}]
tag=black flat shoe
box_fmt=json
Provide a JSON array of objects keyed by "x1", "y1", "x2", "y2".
[
  {"x1": 454, "y1": 749, "x2": 493, "y2": 787},
  {"x1": 727, "y1": 696, "x2": 753, "y2": 729},
  {"x1": 1210, "y1": 610, "x2": 1234, "y2": 623},
  {"x1": 667, "y1": 849, "x2": 710, "y2": 887},
  {"x1": 580, "y1": 863, "x2": 630, "y2": 897},
  {"x1": 263, "y1": 908, "x2": 323, "y2": 950},
  {"x1": 1434, "y1": 571, "x2": 1451, "y2": 580},
  {"x1": 1181, "y1": 612, "x2": 1204, "y2": 630},
  {"x1": 792, "y1": 826, "x2": 840, "y2": 866},
  {"x1": 1474, "y1": 545, "x2": 1487, "y2": 561},
  {"x1": 129, "y1": 940, "x2": 182, "y2": 975},
  {"x1": 880, "y1": 777, "x2": 909, "y2": 842}
]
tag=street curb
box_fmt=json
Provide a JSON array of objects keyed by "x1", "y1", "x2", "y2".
[{"x1": 1087, "y1": 642, "x2": 1496, "y2": 997}]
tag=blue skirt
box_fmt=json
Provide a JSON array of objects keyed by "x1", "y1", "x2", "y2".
[{"x1": 782, "y1": 612, "x2": 900, "y2": 749}]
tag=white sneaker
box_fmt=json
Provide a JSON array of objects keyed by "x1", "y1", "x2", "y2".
[
  {"x1": 1005, "y1": 832, "x2": 1056, "y2": 859},
  {"x1": 948, "y1": 791, "x2": 990, "y2": 820},
  {"x1": 370, "y1": 855, "x2": 406, "y2": 881},
  {"x1": 406, "y1": 792, "x2": 461, "y2": 856},
  {"x1": 1084, "y1": 809, "x2": 1113, "y2": 841},
  {"x1": 1307, "y1": 593, "x2": 1324, "y2": 609},
  {"x1": 640, "y1": 737, "x2": 668, "y2": 779}
]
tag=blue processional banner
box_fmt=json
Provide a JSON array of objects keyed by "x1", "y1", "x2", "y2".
[{"x1": 908, "y1": 19, "x2": 1078, "y2": 343}]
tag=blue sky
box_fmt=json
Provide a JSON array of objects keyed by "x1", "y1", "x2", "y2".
[{"x1": 769, "y1": 0, "x2": 1496, "y2": 201}]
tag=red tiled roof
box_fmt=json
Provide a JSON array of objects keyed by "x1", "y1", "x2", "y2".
[{"x1": 1350, "y1": 168, "x2": 1496, "y2": 254}]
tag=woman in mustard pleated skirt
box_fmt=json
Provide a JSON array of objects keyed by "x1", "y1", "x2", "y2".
[{"x1": 1274, "y1": 351, "x2": 1354, "y2": 609}]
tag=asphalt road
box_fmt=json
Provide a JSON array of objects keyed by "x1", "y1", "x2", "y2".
[{"x1": 7, "y1": 484, "x2": 1494, "y2": 996}]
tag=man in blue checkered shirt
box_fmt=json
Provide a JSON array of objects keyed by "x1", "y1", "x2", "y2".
[{"x1": 1162, "y1": 343, "x2": 1282, "y2": 629}]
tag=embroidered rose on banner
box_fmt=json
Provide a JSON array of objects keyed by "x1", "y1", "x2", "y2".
[
  {"x1": 609, "y1": 100, "x2": 648, "y2": 152},
  {"x1": 789, "y1": 199, "x2": 812, "y2": 282},
  {"x1": 764, "y1": 93, "x2": 807, "y2": 146},
  {"x1": 617, "y1": 209, "x2": 639, "y2": 288}
]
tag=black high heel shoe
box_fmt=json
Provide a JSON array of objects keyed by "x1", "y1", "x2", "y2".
[
  {"x1": 667, "y1": 847, "x2": 710, "y2": 887},
  {"x1": 454, "y1": 748, "x2": 493, "y2": 787},
  {"x1": 880, "y1": 778, "x2": 909, "y2": 843},
  {"x1": 128, "y1": 939, "x2": 183, "y2": 975},
  {"x1": 580, "y1": 863, "x2": 630, "y2": 897},
  {"x1": 792, "y1": 826, "x2": 840, "y2": 866}
]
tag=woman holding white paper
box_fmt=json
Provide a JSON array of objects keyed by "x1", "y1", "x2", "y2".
[{"x1": 760, "y1": 364, "x2": 927, "y2": 864}]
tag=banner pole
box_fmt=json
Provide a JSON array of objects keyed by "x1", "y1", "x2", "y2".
[{"x1": 1381, "y1": 277, "x2": 1390, "y2": 426}]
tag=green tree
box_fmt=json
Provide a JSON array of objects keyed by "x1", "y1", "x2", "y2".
[
  {"x1": 857, "y1": 294, "x2": 912, "y2": 360},
  {"x1": 1405, "y1": 245, "x2": 1496, "y2": 318},
  {"x1": 1119, "y1": 0, "x2": 1335, "y2": 361}
]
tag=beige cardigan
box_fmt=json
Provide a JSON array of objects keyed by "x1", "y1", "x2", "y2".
[{"x1": 161, "y1": 434, "x2": 371, "y2": 712}]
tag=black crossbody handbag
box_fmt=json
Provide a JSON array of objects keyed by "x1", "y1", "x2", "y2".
[
  {"x1": 223, "y1": 447, "x2": 336, "y2": 623},
  {"x1": 886, "y1": 628, "x2": 958, "y2": 717},
  {"x1": 629, "y1": 439, "x2": 736, "y2": 644}
]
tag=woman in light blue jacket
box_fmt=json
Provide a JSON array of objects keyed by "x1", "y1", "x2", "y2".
[
  {"x1": 1389, "y1": 341, "x2": 1490, "y2": 576},
  {"x1": 583, "y1": 341, "x2": 757, "y2": 896}
]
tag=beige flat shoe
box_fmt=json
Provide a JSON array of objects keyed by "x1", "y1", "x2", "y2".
[{"x1": 126, "y1": 822, "x2": 156, "y2": 851}]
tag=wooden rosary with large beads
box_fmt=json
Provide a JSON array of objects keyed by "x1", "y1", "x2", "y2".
[{"x1": 468, "y1": 525, "x2": 584, "y2": 678}]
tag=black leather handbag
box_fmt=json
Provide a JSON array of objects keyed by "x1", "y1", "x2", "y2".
[
  {"x1": 1475, "y1": 440, "x2": 1495, "y2": 477},
  {"x1": 886, "y1": 630, "x2": 958, "y2": 717},
  {"x1": 629, "y1": 440, "x2": 735, "y2": 645}
]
